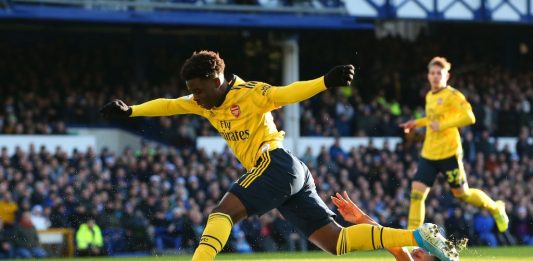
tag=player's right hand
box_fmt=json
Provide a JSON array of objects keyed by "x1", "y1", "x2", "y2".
[
  {"x1": 399, "y1": 120, "x2": 416, "y2": 132},
  {"x1": 99, "y1": 99, "x2": 132, "y2": 119}
]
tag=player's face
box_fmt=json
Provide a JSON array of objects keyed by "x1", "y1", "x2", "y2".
[
  {"x1": 186, "y1": 78, "x2": 221, "y2": 109},
  {"x1": 411, "y1": 248, "x2": 437, "y2": 261},
  {"x1": 427, "y1": 65, "x2": 449, "y2": 89}
]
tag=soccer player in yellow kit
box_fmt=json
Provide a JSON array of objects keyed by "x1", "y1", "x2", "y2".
[
  {"x1": 400, "y1": 57, "x2": 509, "y2": 233},
  {"x1": 101, "y1": 51, "x2": 458, "y2": 261}
]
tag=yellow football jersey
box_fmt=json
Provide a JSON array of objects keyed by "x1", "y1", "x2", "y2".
[
  {"x1": 130, "y1": 75, "x2": 327, "y2": 171},
  {"x1": 415, "y1": 86, "x2": 476, "y2": 160}
]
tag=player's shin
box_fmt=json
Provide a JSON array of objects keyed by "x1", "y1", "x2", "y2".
[
  {"x1": 336, "y1": 224, "x2": 417, "y2": 255},
  {"x1": 191, "y1": 212, "x2": 233, "y2": 261},
  {"x1": 408, "y1": 189, "x2": 428, "y2": 229}
]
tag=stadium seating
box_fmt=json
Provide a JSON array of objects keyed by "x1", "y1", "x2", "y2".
[
  {"x1": 1, "y1": 32, "x2": 532, "y2": 143},
  {"x1": 0, "y1": 137, "x2": 531, "y2": 256}
]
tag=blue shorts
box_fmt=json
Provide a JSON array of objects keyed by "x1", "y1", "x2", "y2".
[{"x1": 229, "y1": 148, "x2": 335, "y2": 237}]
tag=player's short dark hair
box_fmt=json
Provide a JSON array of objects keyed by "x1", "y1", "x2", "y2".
[{"x1": 180, "y1": 50, "x2": 225, "y2": 81}]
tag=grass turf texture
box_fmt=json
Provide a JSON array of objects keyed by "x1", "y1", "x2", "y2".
[{"x1": 32, "y1": 246, "x2": 533, "y2": 260}]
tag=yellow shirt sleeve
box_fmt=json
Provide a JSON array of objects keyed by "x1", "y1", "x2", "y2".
[
  {"x1": 439, "y1": 92, "x2": 476, "y2": 129},
  {"x1": 130, "y1": 96, "x2": 201, "y2": 117},
  {"x1": 259, "y1": 76, "x2": 327, "y2": 107},
  {"x1": 415, "y1": 117, "x2": 428, "y2": 128}
]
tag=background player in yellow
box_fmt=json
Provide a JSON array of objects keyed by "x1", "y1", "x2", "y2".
[
  {"x1": 101, "y1": 51, "x2": 459, "y2": 261},
  {"x1": 399, "y1": 57, "x2": 509, "y2": 233}
]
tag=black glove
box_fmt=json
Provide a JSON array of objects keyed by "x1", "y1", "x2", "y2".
[
  {"x1": 99, "y1": 99, "x2": 132, "y2": 119},
  {"x1": 324, "y1": 65, "x2": 355, "y2": 88}
]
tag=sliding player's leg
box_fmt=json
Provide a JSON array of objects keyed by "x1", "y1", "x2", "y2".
[
  {"x1": 279, "y1": 180, "x2": 419, "y2": 255},
  {"x1": 277, "y1": 163, "x2": 458, "y2": 260}
]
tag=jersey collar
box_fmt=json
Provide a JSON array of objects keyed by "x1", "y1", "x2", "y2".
[
  {"x1": 229, "y1": 74, "x2": 245, "y2": 87},
  {"x1": 214, "y1": 75, "x2": 245, "y2": 109},
  {"x1": 431, "y1": 85, "x2": 449, "y2": 94}
]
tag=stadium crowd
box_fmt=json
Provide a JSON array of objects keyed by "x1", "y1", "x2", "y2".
[
  {"x1": 0, "y1": 133, "x2": 532, "y2": 257},
  {"x1": 2, "y1": 30, "x2": 533, "y2": 143}
]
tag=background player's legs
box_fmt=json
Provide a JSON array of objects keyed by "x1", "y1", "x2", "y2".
[
  {"x1": 443, "y1": 155, "x2": 508, "y2": 232},
  {"x1": 451, "y1": 182, "x2": 497, "y2": 212},
  {"x1": 408, "y1": 181, "x2": 430, "y2": 229},
  {"x1": 451, "y1": 183, "x2": 508, "y2": 232},
  {"x1": 191, "y1": 192, "x2": 247, "y2": 261},
  {"x1": 408, "y1": 158, "x2": 437, "y2": 229}
]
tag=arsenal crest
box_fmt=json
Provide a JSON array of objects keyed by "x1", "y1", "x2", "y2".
[{"x1": 230, "y1": 105, "x2": 240, "y2": 118}]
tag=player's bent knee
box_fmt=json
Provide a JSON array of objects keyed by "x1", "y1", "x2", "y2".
[
  {"x1": 454, "y1": 193, "x2": 468, "y2": 201},
  {"x1": 411, "y1": 181, "x2": 430, "y2": 193},
  {"x1": 308, "y1": 223, "x2": 342, "y2": 255},
  {"x1": 451, "y1": 188, "x2": 470, "y2": 200},
  {"x1": 211, "y1": 193, "x2": 248, "y2": 223}
]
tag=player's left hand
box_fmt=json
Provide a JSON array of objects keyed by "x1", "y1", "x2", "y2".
[
  {"x1": 331, "y1": 191, "x2": 364, "y2": 224},
  {"x1": 324, "y1": 65, "x2": 355, "y2": 88},
  {"x1": 429, "y1": 121, "x2": 440, "y2": 131}
]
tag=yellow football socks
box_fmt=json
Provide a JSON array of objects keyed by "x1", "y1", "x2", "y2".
[
  {"x1": 408, "y1": 189, "x2": 429, "y2": 229},
  {"x1": 336, "y1": 224, "x2": 417, "y2": 255},
  {"x1": 191, "y1": 212, "x2": 233, "y2": 261}
]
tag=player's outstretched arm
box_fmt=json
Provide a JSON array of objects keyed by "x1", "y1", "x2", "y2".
[
  {"x1": 332, "y1": 191, "x2": 414, "y2": 261},
  {"x1": 265, "y1": 65, "x2": 355, "y2": 107},
  {"x1": 100, "y1": 97, "x2": 196, "y2": 119}
]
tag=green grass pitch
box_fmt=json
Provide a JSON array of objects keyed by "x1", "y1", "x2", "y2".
[{"x1": 43, "y1": 246, "x2": 533, "y2": 260}]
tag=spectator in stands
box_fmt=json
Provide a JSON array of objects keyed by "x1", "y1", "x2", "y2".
[
  {"x1": 76, "y1": 216, "x2": 105, "y2": 256},
  {"x1": 329, "y1": 137, "x2": 347, "y2": 161},
  {"x1": 99, "y1": 202, "x2": 126, "y2": 255},
  {"x1": 512, "y1": 206, "x2": 533, "y2": 245},
  {"x1": 234, "y1": 230, "x2": 252, "y2": 253},
  {"x1": 29, "y1": 205, "x2": 50, "y2": 231},
  {"x1": 122, "y1": 204, "x2": 151, "y2": 252},
  {"x1": 515, "y1": 127, "x2": 532, "y2": 158},
  {"x1": 335, "y1": 96, "x2": 355, "y2": 136},
  {"x1": 49, "y1": 205, "x2": 69, "y2": 228},
  {"x1": 0, "y1": 219, "x2": 14, "y2": 259},
  {"x1": 476, "y1": 130, "x2": 497, "y2": 156},
  {"x1": 12, "y1": 212, "x2": 47, "y2": 258},
  {"x1": 0, "y1": 192, "x2": 18, "y2": 227},
  {"x1": 473, "y1": 210, "x2": 498, "y2": 247},
  {"x1": 187, "y1": 209, "x2": 204, "y2": 247},
  {"x1": 445, "y1": 207, "x2": 469, "y2": 242}
]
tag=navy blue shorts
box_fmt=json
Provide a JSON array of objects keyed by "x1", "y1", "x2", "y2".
[
  {"x1": 229, "y1": 148, "x2": 335, "y2": 237},
  {"x1": 414, "y1": 155, "x2": 467, "y2": 188}
]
